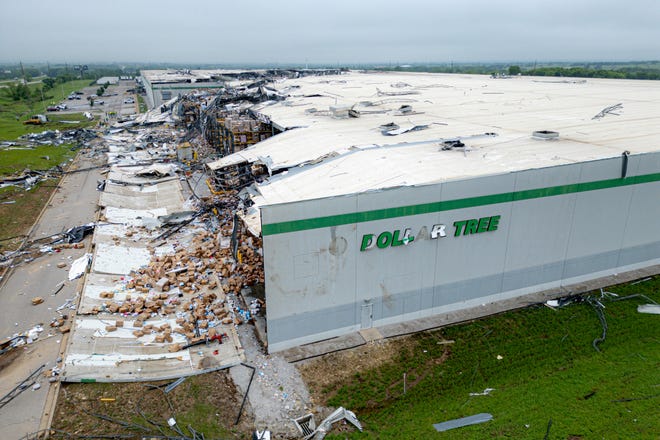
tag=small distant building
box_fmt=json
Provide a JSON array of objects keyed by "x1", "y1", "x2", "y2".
[
  {"x1": 96, "y1": 76, "x2": 119, "y2": 85},
  {"x1": 141, "y1": 70, "x2": 237, "y2": 109}
]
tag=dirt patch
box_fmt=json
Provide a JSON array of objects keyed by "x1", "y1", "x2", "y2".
[
  {"x1": 52, "y1": 371, "x2": 254, "y2": 439},
  {"x1": 298, "y1": 334, "x2": 454, "y2": 412},
  {"x1": 298, "y1": 337, "x2": 408, "y2": 405},
  {"x1": 385, "y1": 345, "x2": 451, "y2": 399},
  {"x1": 0, "y1": 345, "x2": 23, "y2": 372},
  {"x1": 0, "y1": 183, "x2": 57, "y2": 249},
  {"x1": 0, "y1": 183, "x2": 58, "y2": 282}
]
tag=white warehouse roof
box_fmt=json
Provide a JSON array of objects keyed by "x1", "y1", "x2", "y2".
[{"x1": 207, "y1": 71, "x2": 660, "y2": 230}]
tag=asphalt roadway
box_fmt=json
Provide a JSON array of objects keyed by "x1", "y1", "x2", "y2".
[
  {"x1": 53, "y1": 79, "x2": 138, "y2": 122},
  {"x1": 0, "y1": 150, "x2": 104, "y2": 439}
]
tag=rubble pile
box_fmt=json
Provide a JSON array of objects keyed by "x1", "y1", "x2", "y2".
[
  {"x1": 12, "y1": 128, "x2": 99, "y2": 147},
  {"x1": 229, "y1": 235, "x2": 265, "y2": 289},
  {"x1": 1, "y1": 230, "x2": 88, "y2": 270},
  {"x1": 50, "y1": 312, "x2": 71, "y2": 334},
  {"x1": 86, "y1": 224, "x2": 265, "y2": 344}
]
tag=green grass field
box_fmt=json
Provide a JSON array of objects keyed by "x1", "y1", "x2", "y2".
[
  {"x1": 0, "y1": 79, "x2": 93, "y2": 140},
  {"x1": 0, "y1": 143, "x2": 75, "y2": 175},
  {"x1": 0, "y1": 79, "x2": 92, "y2": 248},
  {"x1": 0, "y1": 143, "x2": 75, "y2": 245},
  {"x1": 137, "y1": 94, "x2": 148, "y2": 113},
  {"x1": 322, "y1": 280, "x2": 660, "y2": 439}
]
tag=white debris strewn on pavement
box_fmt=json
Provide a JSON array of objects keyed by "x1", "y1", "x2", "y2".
[
  {"x1": 62, "y1": 125, "x2": 246, "y2": 382},
  {"x1": 68, "y1": 253, "x2": 91, "y2": 281}
]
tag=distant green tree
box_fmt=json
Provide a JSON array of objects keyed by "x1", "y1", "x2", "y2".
[
  {"x1": 96, "y1": 87, "x2": 104, "y2": 97},
  {"x1": 508, "y1": 65, "x2": 521, "y2": 75},
  {"x1": 33, "y1": 86, "x2": 45, "y2": 101},
  {"x1": 3, "y1": 83, "x2": 31, "y2": 101},
  {"x1": 42, "y1": 77, "x2": 56, "y2": 91},
  {"x1": 56, "y1": 73, "x2": 76, "y2": 84}
]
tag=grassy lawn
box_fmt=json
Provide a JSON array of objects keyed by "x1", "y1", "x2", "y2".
[
  {"x1": 0, "y1": 79, "x2": 92, "y2": 140},
  {"x1": 0, "y1": 79, "x2": 94, "y2": 252},
  {"x1": 137, "y1": 94, "x2": 147, "y2": 113},
  {"x1": 315, "y1": 279, "x2": 660, "y2": 439},
  {"x1": 0, "y1": 184, "x2": 59, "y2": 250},
  {"x1": 0, "y1": 142, "x2": 76, "y2": 248},
  {"x1": 0, "y1": 143, "x2": 75, "y2": 175},
  {"x1": 37, "y1": 112, "x2": 97, "y2": 132}
]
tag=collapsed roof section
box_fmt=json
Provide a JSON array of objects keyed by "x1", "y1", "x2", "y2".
[
  {"x1": 62, "y1": 128, "x2": 249, "y2": 382},
  {"x1": 142, "y1": 68, "x2": 344, "y2": 85},
  {"x1": 205, "y1": 71, "x2": 660, "y2": 235}
]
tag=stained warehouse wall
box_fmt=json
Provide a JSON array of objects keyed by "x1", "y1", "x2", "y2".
[{"x1": 261, "y1": 152, "x2": 660, "y2": 352}]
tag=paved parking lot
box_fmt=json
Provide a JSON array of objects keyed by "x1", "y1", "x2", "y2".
[{"x1": 51, "y1": 80, "x2": 141, "y2": 122}]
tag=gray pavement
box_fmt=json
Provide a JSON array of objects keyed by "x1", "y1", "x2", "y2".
[
  {"x1": 54, "y1": 80, "x2": 138, "y2": 122},
  {"x1": 0, "y1": 150, "x2": 104, "y2": 440}
]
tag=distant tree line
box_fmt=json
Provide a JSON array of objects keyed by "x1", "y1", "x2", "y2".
[
  {"x1": 376, "y1": 63, "x2": 660, "y2": 81},
  {"x1": 2, "y1": 73, "x2": 78, "y2": 103},
  {"x1": 513, "y1": 66, "x2": 660, "y2": 80},
  {"x1": 0, "y1": 63, "x2": 141, "y2": 82},
  {"x1": 377, "y1": 65, "x2": 501, "y2": 75}
]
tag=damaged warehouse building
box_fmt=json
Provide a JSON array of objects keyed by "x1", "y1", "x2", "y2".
[
  {"x1": 199, "y1": 71, "x2": 660, "y2": 354},
  {"x1": 141, "y1": 68, "x2": 342, "y2": 109}
]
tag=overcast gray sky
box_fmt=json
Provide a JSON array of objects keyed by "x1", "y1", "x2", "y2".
[{"x1": 1, "y1": 0, "x2": 658, "y2": 64}]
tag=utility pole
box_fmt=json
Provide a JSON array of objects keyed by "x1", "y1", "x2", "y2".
[{"x1": 20, "y1": 61, "x2": 26, "y2": 83}]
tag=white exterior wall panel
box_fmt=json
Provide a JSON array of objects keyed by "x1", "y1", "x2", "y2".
[
  {"x1": 262, "y1": 152, "x2": 660, "y2": 352},
  {"x1": 619, "y1": 154, "x2": 660, "y2": 266}
]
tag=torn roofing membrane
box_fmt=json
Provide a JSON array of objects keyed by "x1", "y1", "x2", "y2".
[{"x1": 206, "y1": 71, "x2": 660, "y2": 235}]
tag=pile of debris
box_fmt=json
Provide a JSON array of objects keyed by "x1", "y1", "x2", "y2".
[
  {"x1": 85, "y1": 226, "x2": 264, "y2": 340},
  {"x1": 20, "y1": 128, "x2": 97, "y2": 147},
  {"x1": 63, "y1": 124, "x2": 258, "y2": 380},
  {"x1": 1, "y1": 227, "x2": 90, "y2": 270}
]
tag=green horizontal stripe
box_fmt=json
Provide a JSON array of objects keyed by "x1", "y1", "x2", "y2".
[{"x1": 261, "y1": 172, "x2": 660, "y2": 236}]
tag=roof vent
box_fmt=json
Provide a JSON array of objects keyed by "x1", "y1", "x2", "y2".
[
  {"x1": 441, "y1": 140, "x2": 466, "y2": 150},
  {"x1": 532, "y1": 130, "x2": 559, "y2": 140}
]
